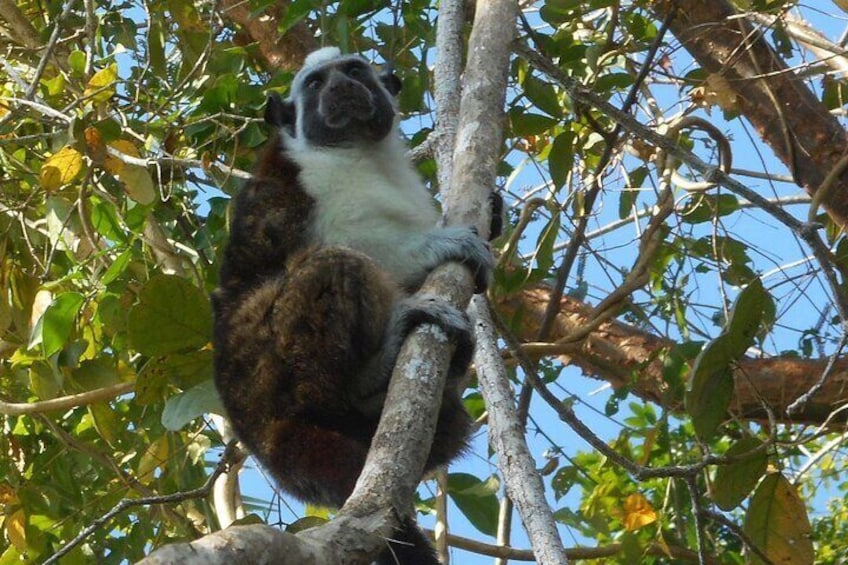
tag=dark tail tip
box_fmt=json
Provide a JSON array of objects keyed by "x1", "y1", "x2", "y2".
[{"x1": 376, "y1": 516, "x2": 439, "y2": 565}]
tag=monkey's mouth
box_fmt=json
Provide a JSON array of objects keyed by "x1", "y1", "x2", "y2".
[{"x1": 320, "y1": 94, "x2": 376, "y2": 129}]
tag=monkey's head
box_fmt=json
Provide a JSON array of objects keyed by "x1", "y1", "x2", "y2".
[{"x1": 266, "y1": 47, "x2": 402, "y2": 148}]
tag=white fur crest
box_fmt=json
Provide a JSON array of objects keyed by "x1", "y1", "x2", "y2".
[{"x1": 302, "y1": 47, "x2": 342, "y2": 69}]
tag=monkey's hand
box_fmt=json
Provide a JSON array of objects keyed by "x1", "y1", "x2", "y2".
[
  {"x1": 404, "y1": 227, "x2": 494, "y2": 294},
  {"x1": 351, "y1": 295, "x2": 473, "y2": 416}
]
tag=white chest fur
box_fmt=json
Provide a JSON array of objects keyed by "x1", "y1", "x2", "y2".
[{"x1": 284, "y1": 135, "x2": 440, "y2": 282}]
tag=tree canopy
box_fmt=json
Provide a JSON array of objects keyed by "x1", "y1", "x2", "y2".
[{"x1": 1, "y1": 0, "x2": 848, "y2": 563}]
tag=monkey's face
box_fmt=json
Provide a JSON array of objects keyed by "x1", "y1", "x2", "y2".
[{"x1": 267, "y1": 53, "x2": 402, "y2": 148}]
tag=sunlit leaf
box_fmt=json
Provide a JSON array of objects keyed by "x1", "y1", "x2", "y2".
[
  {"x1": 84, "y1": 64, "x2": 118, "y2": 103},
  {"x1": 744, "y1": 473, "x2": 814, "y2": 565},
  {"x1": 447, "y1": 473, "x2": 500, "y2": 536},
  {"x1": 119, "y1": 164, "x2": 157, "y2": 205},
  {"x1": 40, "y1": 292, "x2": 85, "y2": 357},
  {"x1": 104, "y1": 139, "x2": 141, "y2": 175},
  {"x1": 41, "y1": 146, "x2": 84, "y2": 191},
  {"x1": 620, "y1": 493, "x2": 657, "y2": 531},
  {"x1": 6, "y1": 509, "x2": 26, "y2": 551},
  {"x1": 138, "y1": 436, "x2": 170, "y2": 484}
]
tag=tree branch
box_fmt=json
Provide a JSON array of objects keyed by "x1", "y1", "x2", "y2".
[
  {"x1": 0, "y1": 381, "x2": 134, "y2": 415},
  {"x1": 472, "y1": 297, "x2": 569, "y2": 564},
  {"x1": 652, "y1": 0, "x2": 848, "y2": 227},
  {"x1": 494, "y1": 285, "x2": 848, "y2": 425}
]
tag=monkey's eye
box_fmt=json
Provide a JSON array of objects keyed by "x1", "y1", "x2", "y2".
[
  {"x1": 306, "y1": 76, "x2": 323, "y2": 90},
  {"x1": 346, "y1": 65, "x2": 364, "y2": 80}
]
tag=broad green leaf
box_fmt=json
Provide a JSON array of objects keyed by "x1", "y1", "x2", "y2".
[
  {"x1": 41, "y1": 146, "x2": 84, "y2": 191},
  {"x1": 509, "y1": 110, "x2": 557, "y2": 136},
  {"x1": 162, "y1": 380, "x2": 223, "y2": 431},
  {"x1": 447, "y1": 473, "x2": 500, "y2": 536},
  {"x1": 29, "y1": 361, "x2": 62, "y2": 400},
  {"x1": 744, "y1": 473, "x2": 814, "y2": 565},
  {"x1": 685, "y1": 334, "x2": 735, "y2": 441},
  {"x1": 686, "y1": 279, "x2": 769, "y2": 440},
  {"x1": 549, "y1": 131, "x2": 574, "y2": 190},
  {"x1": 523, "y1": 73, "x2": 561, "y2": 117},
  {"x1": 128, "y1": 275, "x2": 212, "y2": 356},
  {"x1": 67, "y1": 50, "x2": 86, "y2": 75},
  {"x1": 711, "y1": 436, "x2": 768, "y2": 510},
  {"x1": 680, "y1": 193, "x2": 740, "y2": 224},
  {"x1": 726, "y1": 278, "x2": 771, "y2": 346},
  {"x1": 71, "y1": 358, "x2": 121, "y2": 392},
  {"x1": 41, "y1": 292, "x2": 85, "y2": 357}
]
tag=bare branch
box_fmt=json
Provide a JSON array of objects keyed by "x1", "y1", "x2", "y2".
[
  {"x1": 472, "y1": 296, "x2": 569, "y2": 565},
  {"x1": 0, "y1": 381, "x2": 134, "y2": 416}
]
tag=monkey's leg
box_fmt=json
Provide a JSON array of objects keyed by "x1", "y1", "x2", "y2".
[
  {"x1": 351, "y1": 294, "x2": 474, "y2": 416},
  {"x1": 218, "y1": 247, "x2": 399, "y2": 508}
]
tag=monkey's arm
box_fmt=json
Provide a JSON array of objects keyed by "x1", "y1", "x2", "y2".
[{"x1": 396, "y1": 226, "x2": 494, "y2": 293}]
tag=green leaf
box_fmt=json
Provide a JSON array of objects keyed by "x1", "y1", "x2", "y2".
[
  {"x1": 68, "y1": 50, "x2": 86, "y2": 75},
  {"x1": 549, "y1": 131, "x2": 574, "y2": 190},
  {"x1": 685, "y1": 279, "x2": 769, "y2": 440},
  {"x1": 685, "y1": 334, "x2": 735, "y2": 441},
  {"x1": 447, "y1": 473, "x2": 500, "y2": 536},
  {"x1": 41, "y1": 292, "x2": 85, "y2": 357},
  {"x1": 523, "y1": 73, "x2": 561, "y2": 117},
  {"x1": 619, "y1": 166, "x2": 647, "y2": 219},
  {"x1": 744, "y1": 473, "x2": 814, "y2": 565},
  {"x1": 88, "y1": 402, "x2": 120, "y2": 446},
  {"x1": 162, "y1": 380, "x2": 223, "y2": 431},
  {"x1": 509, "y1": 109, "x2": 557, "y2": 136},
  {"x1": 711, "y1": 436, "x2": 768, "y2": 510},
  {"x1": 680, "y1": 193, "x2": 740, "y2": 224},
  {"x1": 128, "y1": 275, "x2": 212, "y2": 356},
  {"x1": 71, "y1": 358, "x2": 121, "y2": 392},
  {"x1": 533, "y1": 212, "x2": 561, "y2": 274},
  {"x1": 726, "y1": 278, "x2": 771, "y2": 346}
]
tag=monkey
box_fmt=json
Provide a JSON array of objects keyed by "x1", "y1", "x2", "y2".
[{"x1": 212, "y1": 47, "x2": 497, "y2": 565}]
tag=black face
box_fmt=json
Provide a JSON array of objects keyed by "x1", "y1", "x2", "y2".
[{"x1": 266, "y1": 57, "x2": 402, "y2": 148}]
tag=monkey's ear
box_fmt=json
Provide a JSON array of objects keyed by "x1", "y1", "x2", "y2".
[
  {"x1": 264, "y1": 93, "x2": 295, "y2": 128},
  {"x1": 379, "y1": 66, "x2": 402, "y2": 96}
]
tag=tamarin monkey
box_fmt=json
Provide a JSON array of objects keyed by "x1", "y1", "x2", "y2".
[{"x1": 213, "y1": 47, "x2": 498, "y2": 564}]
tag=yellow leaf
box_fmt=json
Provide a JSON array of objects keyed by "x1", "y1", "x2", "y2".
[
  {"x1": 621, "y1": 493, "x2": 657, "y2": 531},
  {"x1": 84, "y1": 64, "x2": 118, "y2": 103},
  {"x1": 104, "y1": 139, "x2": 141, "y2": 175},
  {"x1": 0, "y1": 483, "x2": 17, "y2": 505},
  {"x1": 40, "y1": 146, "x2": 84, "y2": 191},
  {"x1": 6, "y1": 508, "x2": 26, "y2": 551},
  {"x1": 744, "y1": 473, "x2": 814, "y2": 565}
]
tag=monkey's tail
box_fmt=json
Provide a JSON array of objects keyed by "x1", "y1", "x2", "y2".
[{"x1": 376, "y1": 516, "x2": 439, "y2": 565}]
